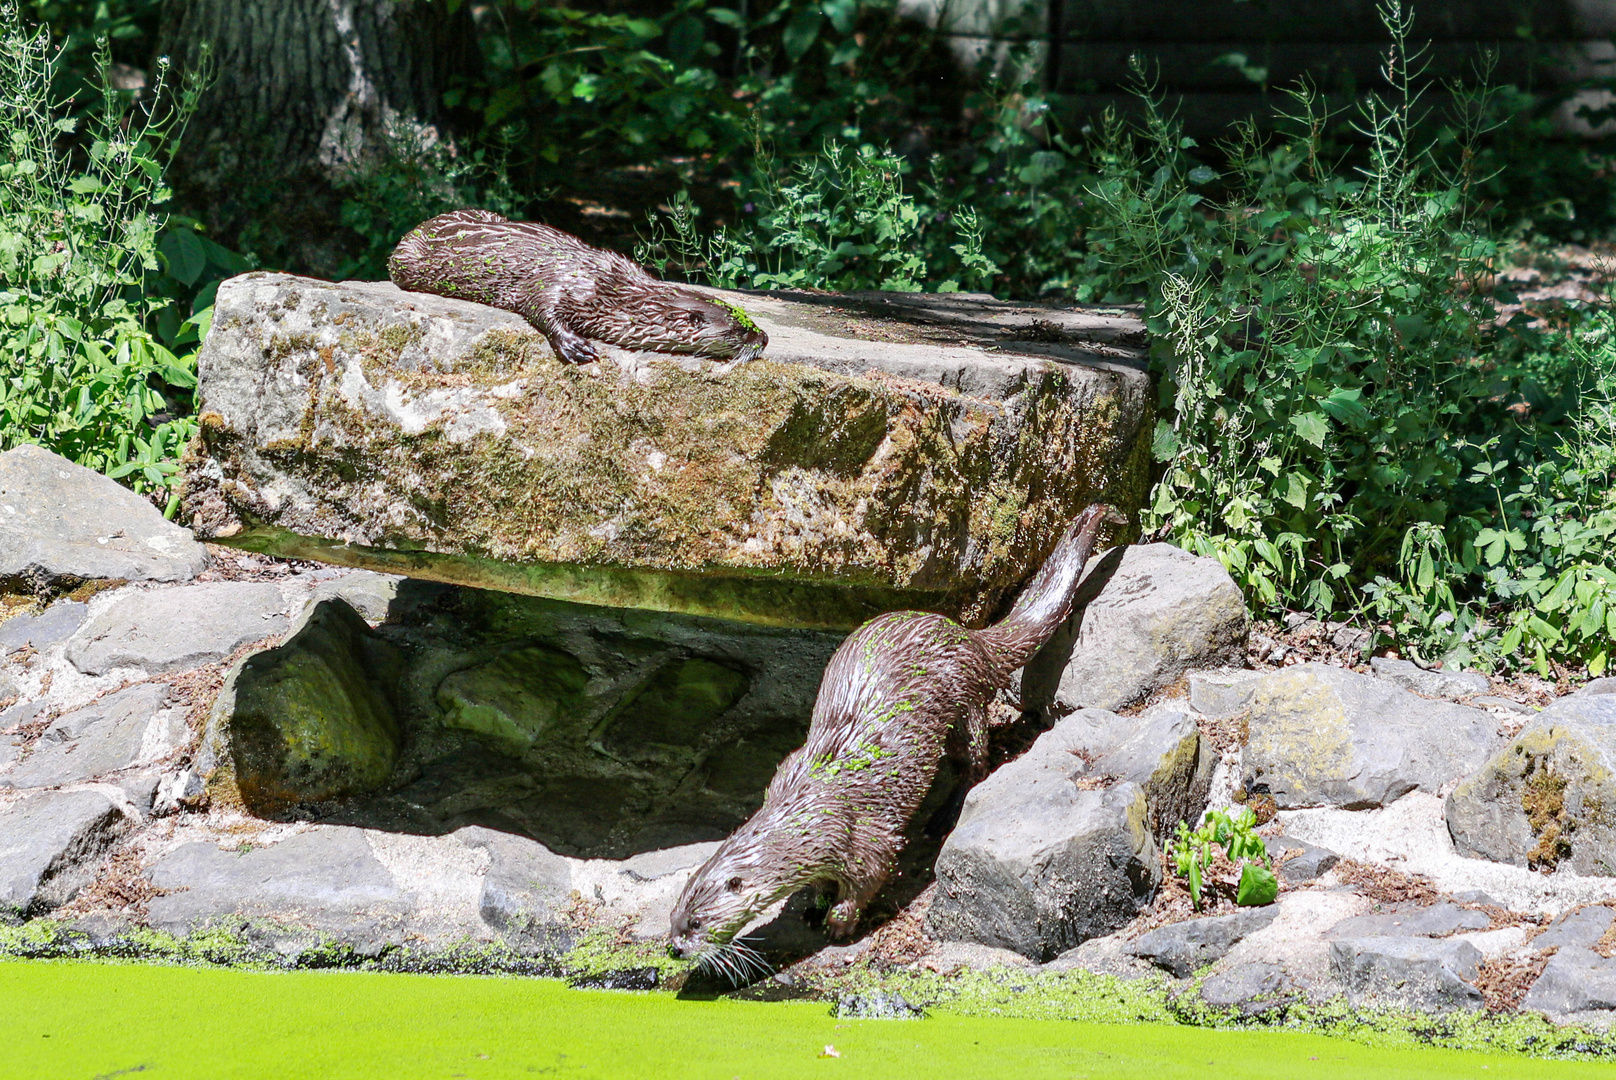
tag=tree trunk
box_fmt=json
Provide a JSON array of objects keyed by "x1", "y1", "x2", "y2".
[{"x1": 158, "y1": 0, "x2": 479, "y2": 275}]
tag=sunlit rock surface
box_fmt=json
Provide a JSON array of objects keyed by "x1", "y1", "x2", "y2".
[{"x1": 179, "y1": 274, "x2": 1150, "y2": 629}]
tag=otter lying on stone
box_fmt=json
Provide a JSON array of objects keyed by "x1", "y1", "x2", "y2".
[
  {"x1": 388, "y1": 209, "x2": 768, "y2": 366},
  {"x1": 669, "y1": 504, "x2": 1125, "y2": 967}
]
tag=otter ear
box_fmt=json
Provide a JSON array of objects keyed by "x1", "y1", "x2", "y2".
[{"x1": 726, "y1": 876, "x2": 744, "y2": 893}]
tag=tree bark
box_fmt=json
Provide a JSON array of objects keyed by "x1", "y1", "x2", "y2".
[{"x1": 158, "y1": 0, "x2": 479, "y2": 275}]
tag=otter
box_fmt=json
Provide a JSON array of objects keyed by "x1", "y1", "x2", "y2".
[
  {"x1": 388, "y1": 209, "x2": 768, "y2": 366},
  {"x1": 669, "y1": 503, "x2": 1125, "y2": 968}
]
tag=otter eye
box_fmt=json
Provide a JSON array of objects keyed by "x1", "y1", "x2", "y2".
[{"x1": 726, "y1": 876, "x2": 743, "y2": 893}]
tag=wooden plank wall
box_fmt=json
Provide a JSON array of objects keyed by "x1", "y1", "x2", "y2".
[{"x1": 897, "y1": 0, "x2": 1616, "y2": 135}]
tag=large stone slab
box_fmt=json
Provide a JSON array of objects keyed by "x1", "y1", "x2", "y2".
[
  {"x1": 0, "y1": 789, "x2": 129, "y2": 920},
  {"x1": 178, "y1": 274, "x2": 1150, "y2": 629},
  {"x1": 1447, "y1": 694, "x2": 1616, "y2": 875},
  {"x1": 0, "y1": 445, "x2": 208, "y2": 589},
  {"x1": 65, "y1": 582, "x2": 289, "y2": 675},
  {"x1": 926, "y1": 707, "x2": 1212, "y2": 960},
  {"x1": 1244, "y1": 663, "x2": 1498, "y2": 809}
]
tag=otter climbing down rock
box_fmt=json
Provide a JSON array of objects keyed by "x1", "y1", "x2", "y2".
[
  {"x1": 388, "y1": 209, "x2": 768, "y2": 365},
  {"x1": 669, "y1": 504, "x2": 1126, "y2": 968}
]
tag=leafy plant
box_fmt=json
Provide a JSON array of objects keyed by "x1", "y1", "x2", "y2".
[
  {"x1": 0, "y1": 2, "x2": 204, "y2": 503},
  {"x1": 1169, "y1": 808, "x2": 1277, "y2": 910}
]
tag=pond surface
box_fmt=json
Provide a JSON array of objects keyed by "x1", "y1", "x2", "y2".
[{"x1": 2, "y1": 960, "x2": 1612, "y2": 1080}]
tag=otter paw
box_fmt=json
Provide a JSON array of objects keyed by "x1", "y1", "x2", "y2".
[{"x1": 825, "y1": 901, "x2": 861, "y2": 939}]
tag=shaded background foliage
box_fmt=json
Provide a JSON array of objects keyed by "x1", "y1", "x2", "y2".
[{"x1": 11, "y1": 0, "x2": 1616, "y2": 676}]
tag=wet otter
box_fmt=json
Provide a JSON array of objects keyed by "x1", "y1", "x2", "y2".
[
  {"x1": 669, "y1": 504, "x2": 1125, "y2": 967},
  {"x1": 388, "y1": 209, "x2": 768, "y2": 366}
]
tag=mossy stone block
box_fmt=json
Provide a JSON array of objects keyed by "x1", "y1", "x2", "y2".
[
  {"x1": 1447, "y1": 694, "x2": 1616, "y2": 875},
  {"x1": 180, "y1": 275, "x2": 1150, "y2": 629},
  {"x1": 229, "y1": 599, "x2": 403, "y2": 812}
]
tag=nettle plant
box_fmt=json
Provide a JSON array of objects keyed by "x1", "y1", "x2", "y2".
[
  {"x1": 0, "y1": 4, "x2": 203, "y2": 504},
  {"x1": 1088, "y1": 3, "x2": 1503, "y2": 624},
  {"x1": 637, "y1": 140, "x2": 1000, "y2": 294}
]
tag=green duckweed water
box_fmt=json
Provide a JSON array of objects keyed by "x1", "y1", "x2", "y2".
[{"x1": 5, "y1": 960, "x2": 1616, "y2": 1080}]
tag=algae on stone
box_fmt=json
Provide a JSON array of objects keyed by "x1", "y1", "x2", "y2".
[
  {"x1": 180, "y1": 274, "x2": 1151, "y2": 628},
  {"x1": 227, "y1": 599, "x2": 403, "y2": 813},
  {"x1": 1448, "y1": 694, "x2": 1616, "y2": 875}
]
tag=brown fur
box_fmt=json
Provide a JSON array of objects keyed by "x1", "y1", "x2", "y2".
[
  {"x1": 388, "y1": 209, "x2": 767, "y2": 365},
  {"x1": 669, "y1": 504, "x2": 1125, "y2": 960}
]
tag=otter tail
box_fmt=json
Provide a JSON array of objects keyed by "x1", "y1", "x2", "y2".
[{"x1": 977, "y1": 503, "x2": 1125, "y2": 672}]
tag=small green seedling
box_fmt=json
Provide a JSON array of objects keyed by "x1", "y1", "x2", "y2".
[{"x1": 1169, "y1": 807, "x2": 1278, "y2": 910}]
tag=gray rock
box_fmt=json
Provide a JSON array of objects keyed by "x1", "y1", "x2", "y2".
[
  {"x1": 1521, "y1": 946, "x2": 1616, "y2": 1018},
  {"x1": 1199, "y1": 962, "x2": 1293, "y2": 1016},
  {"x1": 1451, "y1": 890, "x2": 1500, "y2": 906},
  {"x1": 1028, "y1": 544, "x2": 1248, "y2": 713},
  {"x1": 1127, "y1": 908, "x2": 1280, "y2": 977},
  {"x1": 152, "y1": 768, "x2": 208, "y2": 817},
  {"x1": 834, "y1": 992, "x2": 924, "y2": 1019},
  {"x1": 0, "y1": 789, "x2": 130, "y2": 920},
  {"x1": 1533, "y1": 906, "x2": 1616, "y2": 951},
  {"x1": 225, "y1": 599, "x2": 402, "y2": 814},
  {"x1": 928, "y1": 778, "x2": 1157, "y2": 962},
  {"x1": 1330, "y1": 936, "x2": 1484, "y2": 1012},
  {"x1": 1447, "y1": 694, "x2": 1616, "y2": 875},
  {"x1": 66, "y1": 581, "x2": 289, "y2": 675},
  {"x1": 1369, "y1": 657, "x2": 1490, "y2": 700},
  {"x1": 1573, "y1": 678, "x2": 1616, "y2": 698},
  {"x1": 1087, "y1": 707, "x2": 1216, "y2": 842},
  {"x1": 1330, "y1": 623, "x2": 1371, "y2": 653},
  {"x1": 117, "y1": 770, "x2": 162, "y2": 815},
  {"x1": 1187, "y1": 669, "x2": 1260, "y2": 719},
  {"x1": 0, "y1": 444, "x2": 207, "y2": 588},
  {"x1": 1244, "y1": 663, "x2": 1498, "y2": 809},
  {"x1": 179, "y1": 273, "x2": 1151, "y2": 630},
  {"x1": 927, "y1": 707, "x2": 1199, "y2": 960},
  {"x1": 145, "y1": 827, "x2": 408, "y2": 937},
  {"x1": 308, "y1": 571, "x2": 405, "y2": 624},
  {"x1": 1326, "y1": 902, "x2": 1490, "y2": 939},
  {"x1": 619, "y1": 842, "x2": 720, "y2": 883},
  {"x1": 456, "y1": 826, "x2": 574, "y2": 950},
  {"x1": 0, "y1": 669, "x2": 15, "y2": 703},
  {"x1": 1, "y1": 683, "x2": 174, "y2": 790},
  {"x1": 1271, "y1": 836, "x2": 1340, "y2": 882},
  {"x1": 0, "y1": 601, "x2": 87, "y2": 654}
]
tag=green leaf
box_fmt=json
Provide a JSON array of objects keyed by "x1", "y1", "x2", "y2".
[
  {"x1": 822, "y1": 0, "x2": 858, "y2": 34},
  {"x1": 1281, "y1": 472, "x2": 1309, "y2": 509},
  {"x1": 1236, "y1": 863, "x2": 1278, "y2": 906},
  {"x1": 1151, "y1": 419, "x2": 1180, "y2": 461},
  {"x1": 1290, "y1": 411, "x2": 1329, "y2": 448},
  {"x1": 782, "y1": 7, "x2": 824, "y2": 61},
  {"x1": 160, "y1": 228, "x2": 207, "y2": 287}
]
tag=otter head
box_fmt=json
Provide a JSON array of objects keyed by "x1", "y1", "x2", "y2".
[
  {"x1": 668, "y1": 836, "x2": 803, "y2": 963},
  {"x1": 619, "y1": 289, "x2": 768, "y2": 364}
]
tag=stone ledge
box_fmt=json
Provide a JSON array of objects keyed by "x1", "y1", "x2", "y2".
[{"x1": 179, "y1": 274, "x2": 1151, "y2": 628}]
